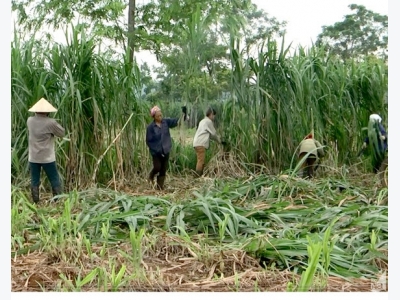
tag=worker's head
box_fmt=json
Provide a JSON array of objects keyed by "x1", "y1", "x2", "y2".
[
  {"x1": 36, "y1": 112, "x2": 50, "y2": 117},
  {"x1": 206, "y1": 107, "x2": 217, "y2": 121},
  {"x1": 369, "y1": 114, "x2": 382, "y2": 124},
  {"x1": 151, "y1": 106, "x2": 162, "y2": 122},
  {"x1": 28, "y1": 98, "x2": 57, "y2": 115}
]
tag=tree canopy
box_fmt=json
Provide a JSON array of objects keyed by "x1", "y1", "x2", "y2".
[
  {"x1": 316, "y1": 4, "x2": 388, "y2": 61},
  {"x1": 11, "y1": 1, "x2": 388, "y2": 102}
]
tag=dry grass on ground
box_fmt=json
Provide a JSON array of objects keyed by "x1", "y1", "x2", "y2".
[
  {"x1": 12, "y1": 235, "x2": 386, "y2": 292},
  {"x1": 11, "y1": 157, "x2": 388, "y2": 292}
]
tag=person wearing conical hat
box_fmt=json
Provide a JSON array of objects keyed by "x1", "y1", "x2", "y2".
[
  {"x1": 298, "y1": 131, "x2": 325, "y2": 179},
  {"x1": 27, "y1": 98, "x2": 65, "y2": 203},
  {"x1": 361, "y1": 113, "x2": 387, "y2": 173}
]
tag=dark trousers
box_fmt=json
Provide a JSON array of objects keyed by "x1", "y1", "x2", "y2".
[
  {"x1": 149, "y1": 153, "x2": 169, "y2": 180},
  {"x1": 30, "y1": 161, "x2": 61, "y2": 189},
  {"x1": 299, "y1": 153, "x2": 317, "y2": 178},
  {"x1": 373, "y1": 151, "x2": 386, "y2": 174}
]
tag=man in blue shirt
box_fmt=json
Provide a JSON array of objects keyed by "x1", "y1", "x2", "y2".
[
  {"x1": 361, "y1": 114, "x2": 388, "y2": 173},
  {"x1": 146, "y1": 105, "x2": 186, "y2": 190}
]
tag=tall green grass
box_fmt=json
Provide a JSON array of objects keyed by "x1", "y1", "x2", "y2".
[
  {"x1": 12, "y1": 26, "x2": 151, "y2": 189},
  {"x1": 11, "y1": 22, "x2": 387, "y2": 188},
  {"x1": 222, "y1": 39, "x2": 387, "y2": 173}
]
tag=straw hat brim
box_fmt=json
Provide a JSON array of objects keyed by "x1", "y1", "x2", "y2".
[{"x1": 28, "y1": 98, "x2": 58, "y2": 113}]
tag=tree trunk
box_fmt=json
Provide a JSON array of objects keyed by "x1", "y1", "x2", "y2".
[{"x1": 128, "y1": 0, "x2": 136, "y2": 63}]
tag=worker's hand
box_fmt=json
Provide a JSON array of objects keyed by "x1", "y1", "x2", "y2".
[
  {"x1": 181, "y1": 112, "x2": 189, "y2": 121},
  {"x1": 362, "y1": 142, "x2": 367, "y2": 149},
  {"x1": 380, "y1": 135, "x2": 386, "y2": 141}
]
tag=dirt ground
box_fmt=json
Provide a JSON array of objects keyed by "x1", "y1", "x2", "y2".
[
  {"x1": 11, "y1": 241, "x2": 387, "y2": 292},
  {"x1": 11, "y1": 161, "x2": 388, "y2": 292}
]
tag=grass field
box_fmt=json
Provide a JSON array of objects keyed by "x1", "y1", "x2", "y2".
[{"x1": 11, "y1": 157, "x2": 388, "y2": 292}]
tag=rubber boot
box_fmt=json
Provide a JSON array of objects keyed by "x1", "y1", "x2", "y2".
[
  {"x1": 52, "y1": 186, "x2": 62, "y2": 201},
  {"x1": 307, "y1": 166, "x2": 314, "y2": 179},
  {"x1": 148, "y1": 172, "x2": 155, "y2": 185},
  {"x1": 301, "y1": 167, "x2": 309, "y2": 179},
  {"x1": 156, "y1": 176, "x2": 166, "y2": 190},
  {"x1": 31, "y1": 186, "x2": 40, "y2": 203}
]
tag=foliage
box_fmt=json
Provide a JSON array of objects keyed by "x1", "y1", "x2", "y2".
[
  {"x1": 221, "y1": 39, "x2": 387, "y2": 172},
  {"x1": 11, "y1": 26, "x2": 388, "y2": 187},
  {"x1": 12, "y1": 0, "x2": 288, "y2": 105},
  {"x1": 11, "y1": 27, "x2": 151, "y2": 189},
  {"x1": 12, "y1": 0, "x2": 128, "y2": 44},
  {"x1": 316, "y1": 4, "x2": 388, "y2": 61}
]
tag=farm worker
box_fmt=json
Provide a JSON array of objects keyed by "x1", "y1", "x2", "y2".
[
  {"x1": 192, "y1": 107, "x2": 223, "y2": 177},
  {"x1": 361, "y1": 114, "x2": 387, "y2": 173},
  {"x1": 27, "y1": 98, "x2": 65, "y2": 203},
  {"x1": 146, "y1": 105, "x2": 186, "y2": 190},
  {"x1": 298, "y1": 132, "x2": 325, "y2": 178}
]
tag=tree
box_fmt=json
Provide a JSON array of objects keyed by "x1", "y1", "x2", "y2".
[
  {"x1": 220, "y1": 3, "x2": 287, "y2": 48},
  {"x1": 12, "y1": 0, "x2": 137, "y2": 62},
  {"x1": 136, "y1": 1, "x2": 286, "y2": 104},
  {"x1": 12, "y1": 0, "x2": 286, "y2": 64},
  {"x1": 11, "y1": 0, "x2": 253, "y2": 63},
  {"x1": 127, "y1": 0, "x2": 136, "y2": 61},
  {"x1": 12, "y1": 0, "x2": 287, "y2": 106},
  {"x1": 316, "y1": 4, "x2": 388, "y2": 61}
]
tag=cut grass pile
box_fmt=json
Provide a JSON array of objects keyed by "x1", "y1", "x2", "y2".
[{"x1": 11, "y1": 171, "x2": 388, "y2": 292}]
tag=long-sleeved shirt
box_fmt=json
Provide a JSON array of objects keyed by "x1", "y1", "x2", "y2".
[
  {"x1": 27, "y1": 114, "x2": 65, "y2": 163},
  {"x1": 193, "y1": 117, "x2": 220, "y2": 149},
  {"x1": 146, "y1": 118, "x2": 179, "y2": 156},
  {"x1": 364, "y1": 123, "x2": 388, "y2": 153}
]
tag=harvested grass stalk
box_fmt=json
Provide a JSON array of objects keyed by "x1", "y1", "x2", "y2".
[{"x1": 204, "y1": 150, "x2": 248, "y2": 178}]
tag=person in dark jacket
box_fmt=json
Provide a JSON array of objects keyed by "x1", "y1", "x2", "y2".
[
  {"x1": 361, "y1": 113, "x2": 388, "y2": 173},
  {"x1": 27, "y1": 98, "x2": 65, "y2": 203},
  {"x1": 146, "y1": 105, "x2": 185, "y2": 190}
]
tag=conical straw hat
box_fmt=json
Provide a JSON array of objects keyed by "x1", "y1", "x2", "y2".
[{"x1": 28, "y1": 98, "x2": 58, "y2": 113}]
